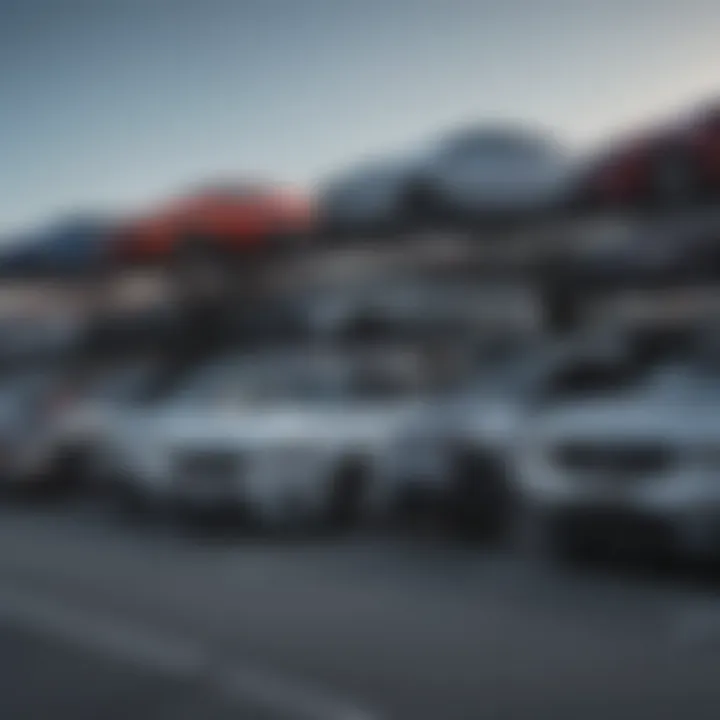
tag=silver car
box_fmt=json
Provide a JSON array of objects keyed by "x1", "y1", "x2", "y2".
[
  {"x1": 517, "y1": 339, "x2": 720, "y2": 562},
  {"x1": 100, "y1": 347, "x2": 435, "y2": 531}
]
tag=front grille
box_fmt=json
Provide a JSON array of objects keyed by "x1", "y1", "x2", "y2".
[{"x1": 552, "y1": 441, "x2": 674, "y2": 480}]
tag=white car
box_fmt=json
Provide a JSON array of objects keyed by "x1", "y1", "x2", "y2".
[
  {"x1": 387, "y1": 329, "x2": 645, "y2": 539},
  {"x1": 47, "y1": 358, "x2": 165, "y2": 491},
  {"x1": 387, "y1": 336, "x2": 557, "y2": 538},
  {"x1": 100, "y1": 348, "x2": 435, "y2": 530},
  {"x1": 407, "y1": 125, "x2": 569, "y2": 223},
  {"x1": 517, "y1": 345, "x2": 720, "y2": 561}
]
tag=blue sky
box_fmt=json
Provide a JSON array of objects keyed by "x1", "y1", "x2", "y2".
[{"x1": 0, "y1": 0, "x2": 718, "y2": 235}]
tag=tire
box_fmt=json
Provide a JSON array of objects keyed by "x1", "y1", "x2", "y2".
[
  {"x1": 545, "y1": 513, "x2": 602, "y2": 566},
  {"x1": 43, "y1": 446, "x2": 90, "y2": 499},
  {"x1": 11, "y1": 453, "x2": 83, "y2": 503},
  {"x1": 390, "y1": 483, "x2": 442, "y2": 532},
  {"x1": 105, "y1": 476, "x2": 152, "y2": 523},
  {"x1": 321, "y1": 460, "x2": 369, "y2": 534}
]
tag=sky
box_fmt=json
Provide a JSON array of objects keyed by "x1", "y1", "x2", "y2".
[{"x1": 0, "y1": 0, "x2": 718, "y2": 236}]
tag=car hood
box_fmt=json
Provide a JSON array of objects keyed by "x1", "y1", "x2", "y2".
[
  {"x1": 443, "y1": 399, "x2": 527, "y2": 443},
  {"x1": 149, "y1": 402, "x2": 427, "y2": 447},
  {"x1": 532, "y1": 397, "x2": 720, "y2": 445},
  {"x1": 397, "y1": 397, "x2": 528, "y2": 450}
]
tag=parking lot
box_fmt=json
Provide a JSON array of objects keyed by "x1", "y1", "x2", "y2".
[
  {"x1": 3, "y1": 1, "x2": 720, "y2": 717},
  {"x1": 1, "y1": 500, "x2": 720, "y2": 720}
]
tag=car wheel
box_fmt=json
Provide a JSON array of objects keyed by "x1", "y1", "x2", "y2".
[
  {"x1": 105, "y1": 476, "x2": 152, "y2": 523},
  {"x1": 545, "y1": 513, "x2": 603, "y2": 566},
  {"x1": 321, "y1": 460, "x2": 369, "y2": 534},
  {"x1": 40, "y1": 446, "x2": 89, "y2": 500},
  {"x1": 390, "y1": 482, "x2": 443, "y2": 533}
]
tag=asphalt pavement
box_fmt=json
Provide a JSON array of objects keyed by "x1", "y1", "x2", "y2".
[
  {"x1": 0, "y1": 625, "x2": 286, "y2": 720},
  {"x1": 1, "y1": 501, "x2": 720, "y2": 720}
]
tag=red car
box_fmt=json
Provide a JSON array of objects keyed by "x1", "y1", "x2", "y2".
[
  {"x1": 573, "y1": 131, "x2": 679, "y2": 210},
  {"x1": 575, "y1": 102, "x2": 720, "y2": 211},
  {"x1": 685, "y1": 104, "x2": 720, "y2": 196},
  {"x1": 113, "y1": 182, "x2": 316, "y2": 267}
]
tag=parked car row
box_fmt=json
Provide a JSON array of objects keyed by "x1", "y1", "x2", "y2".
[
  {"x1": 1, "y1": 312, "x2": 718, "y2": 569},
  {"x1": 1, "y1": 99, "x2": 718, "y2": 285}
]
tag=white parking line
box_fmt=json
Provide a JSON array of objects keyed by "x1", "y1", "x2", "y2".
[{"x1": 0, "y1": 585, "x2": 381, "y2": 720}]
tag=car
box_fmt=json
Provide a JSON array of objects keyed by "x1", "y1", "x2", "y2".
[
  {"x1": 402, "y1": 125, "x2": 569, "y2": 227},
  {"x1": 386, "y1": 336, "x2": 534, "y2": 536},
  {"x1": 0, "y1": 217, "x2": 113, "y2": 280},
  {"x1": 387, "y1": 329, "x2": 632, "y2": 541},
  {"x1": 571, "y1": 102, "x2": 720, "y2": 212},
  {"x1": 570, "y1": 132, "x2": 674, "y2": 212},
  {"x1": 111, "y1": 182, "x2": 316, "y2": 270},
  {"x1": 99, "y1": 346, "x2": 436, "y2": 531},
  {"x1": 516, "y1": 328, "x2": 720, "y2": 563},
  {"x1": 45, "y1": 357, "x2": 166, "y2": 494}
]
